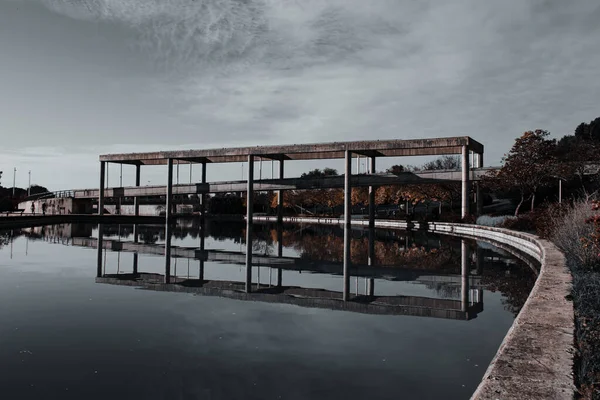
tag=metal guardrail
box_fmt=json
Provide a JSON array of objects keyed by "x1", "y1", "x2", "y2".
[{"x1": 23, "y1": 190, "x2": 74, "y2": 201}]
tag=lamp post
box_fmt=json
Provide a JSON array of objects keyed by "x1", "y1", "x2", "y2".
[
  {"x1": 28, "y1": 170, "x2": 31, "y2": 196},
  {"x1": 12, "y1": 168, "x2": 16, "y2": 197}
]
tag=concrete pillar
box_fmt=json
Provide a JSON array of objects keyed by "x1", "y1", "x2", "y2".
[
  {"x1": 98, "y1": 162, "x2": 106, "y2": 216},
  {"x1": 96, "y1": 224, "x2": 104, "y2": 277},
  {"x1": 476, "y1": 183, "x2": 483, "y2": 216},
  {"x1": 134, "y1": 164, "x2": 141, "y2": 217},
  {"x1": 201, "y1": 162, "x2": 207, "y2": 218},
  {"x1": 343, "y1": 150, "x2": 352, "y2": 301},
  {"x1": 245, "y1": 155, "x2": 254, "y2": 293},
  {"x1": 461, "y1": 240, "x2": 470, "y2": 313},
  {"x1": 367, "y1": 226, "x2": 375, "y2": 297},
  {"x1": 476, "y1": 153, "x2": 483, "y2": 216},
  {"x1": 277, "y1": 159, "x2": 284, "y2": 223},
  {"x1": 166, "y1": 158, "x2": 174, "y2": 222},
  {"x1": 165, "y1": 159, "x2": 174, "y2": 284},
  {"x1": 461, "y1": 146, "x2": 470, "y2": 219},
  {"x1": 368, "y1": 156, "x2": 376, "y2": 230}
]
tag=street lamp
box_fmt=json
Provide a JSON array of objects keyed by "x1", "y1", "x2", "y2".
[
  {"x1": 28, "y1": 170, "x2": 31, "y2": 196},
  {"x1": 12, "y1": 167, "x2": 16, "y2": 197}
]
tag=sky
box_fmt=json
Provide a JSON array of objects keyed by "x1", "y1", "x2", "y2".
[{"x1": 1, "y1": 0, "x2": 599, "y2": 191}]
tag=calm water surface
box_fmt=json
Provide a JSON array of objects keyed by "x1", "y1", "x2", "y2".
[{"x1": 0, "y1": 221, "x2": 536, "y2": 400}]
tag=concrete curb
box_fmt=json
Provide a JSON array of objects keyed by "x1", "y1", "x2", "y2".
[{"x1": 252, "y1": 216, "x2": 575, "y2": 400}]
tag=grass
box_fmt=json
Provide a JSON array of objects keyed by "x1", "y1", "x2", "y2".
[{"x1": 550, "y1": 200, "x2": 600, "y2": 399}]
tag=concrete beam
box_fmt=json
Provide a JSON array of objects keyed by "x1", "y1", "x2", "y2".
[
  {"x1": 73, "y1": 169, "x2": 496, "y2": 199},
  {"x1": 99, "y1": 137, "x2": 484, "y2": 165}
]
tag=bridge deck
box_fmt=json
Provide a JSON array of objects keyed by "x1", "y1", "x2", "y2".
[
  {"x1": 73, "y1": 169, "x2": 493, "y2": 199},
  {"x1": 100, "y1": 137, "x2": 484, "y2": 165}
]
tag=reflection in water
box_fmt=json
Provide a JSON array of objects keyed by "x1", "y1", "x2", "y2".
[
  {"x1": 15, "y1": 220, "x2": 536, "y2": 320},
  {"x1": 15, "y1": 221, "x2": 524, "y2": 321},
  {"x1": 1, "y1": 221, "x2": 538, "y2": 400}
]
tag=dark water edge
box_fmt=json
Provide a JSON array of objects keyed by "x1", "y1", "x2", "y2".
[{"x1": 0, "y1": 222, "x2": 536, "y2": 400}]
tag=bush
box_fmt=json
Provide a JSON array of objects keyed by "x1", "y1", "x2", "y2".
[
  {"x1": 550, "y1": 200, "x2": 600, "y2": 399},
  {"x1": 476, "y1": 214, "x2": 516, "y2": 227},
  {"x1": 499, "y1": 214, "x2": 536, "y2": 232},
  {"x1": 550, "y1": 200, "x2": 597, "y2": 268}
]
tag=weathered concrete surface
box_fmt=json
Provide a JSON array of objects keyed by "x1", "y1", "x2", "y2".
[
  {"x1": 100, "y1": 136, "x2": 484, "y2": 164},
  {"x1": 253, "y1": 216, "x2": 575, "y2": 400},
  {"x1": 71, "y1": 169, "x2": 494, "y2": 199}
]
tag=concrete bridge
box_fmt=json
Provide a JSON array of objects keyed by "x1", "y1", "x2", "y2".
[
  {"x1": 95, "y1": 137, "x2": 484, "y2": 301},
  {"x1": 71, "y1": 168, "x2": 495, "y2": 199}
]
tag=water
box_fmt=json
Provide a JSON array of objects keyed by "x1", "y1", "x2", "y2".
[{"x1": 0, "y1": 221, "x2": 536, "y2": 399}]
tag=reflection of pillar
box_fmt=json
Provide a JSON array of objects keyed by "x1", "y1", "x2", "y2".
[
  {"x1": 277, "y1": 224, "x2": 283, "y2": 287},
  {"x1": 368, "y1": 156, "x2": 376, "y2": 230},
  {"x1": 133, "y1": 253, "x2": 138, "y2": 274},
  {"x1": 476, "y1": 246, "x2": 484, "y2": 275},
  {"x1": 134, "y1": 164, "x2": 141, "y2": 216},
  {"x1": 277, "y1": 159, "x2": 284, "y2": 224},
  {"x1": 98, "y1": 162, "x2": 106, "y2": 216},
  {"x1": 461, "y1": 240, "x2": 470, "y2": 313},
  {"x1": 201, "y1": 162, "x2": 207, "y2": 219},
  {"x1": 96, "y1": 224, "x2": 104, "y2": 277},
  {"x1": 461, "y1": 145, "x2": 470, "y2": 219},
  {"x1": 165, "y1": 222, "x2": 172, "y2": 284},
  {"x1": 245, "y1": 155, "x2": 254, "y2": 293},
  {"x1": 343, "y1": 150, "x2": 352, "y2": 301},
  {"x1": 367, "y1": 226, "x2": 375, "y2": 297},
  {"x1": 199, "y1": 217, "x2": 205, "y2": 284}
]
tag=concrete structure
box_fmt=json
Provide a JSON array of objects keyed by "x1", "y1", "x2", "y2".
[
  {"x1": 96, "y1": 138, "x2": 484, "y2": 280},
  {"x1": 72, "y1": 169, "x2": 495, "y2": 199}
]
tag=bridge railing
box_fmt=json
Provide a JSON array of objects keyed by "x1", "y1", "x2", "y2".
[{"x1": 23, "y1": 190, "x2": 75, "y2": 202}]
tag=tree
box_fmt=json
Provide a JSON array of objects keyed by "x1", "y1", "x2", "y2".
[
  {"x1": 421, "y1": 155, "x2": 461, "y2": 171},
  {"x1": 300, "y1": 168, "x2": 338, "y2": 179},
  {"x1": 386, "y1": 165, "x2": 405, "y2": 175},
  {"x1": 482, "y1": 130, "x2": 556, "y2": 216}
]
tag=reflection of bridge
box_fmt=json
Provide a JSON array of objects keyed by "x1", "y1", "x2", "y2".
[
  {"x1": 93, "y1": 221, "x2": 484, "y2": 320},
  {"x1": 96, "y1": 273, "x2": 483, "y2": 320},
  {"x1": 74, "y1": 237, "x2": 484, "y2": 287}
]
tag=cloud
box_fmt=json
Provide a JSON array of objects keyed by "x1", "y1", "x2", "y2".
[{"x1": 9, "y1": 0, "x2": 600, "y2": 170}]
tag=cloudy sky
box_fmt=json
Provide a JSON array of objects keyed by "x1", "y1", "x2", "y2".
[{"x1": 1, "y1": 0, "x2": 599, "y2": 191}]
